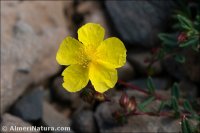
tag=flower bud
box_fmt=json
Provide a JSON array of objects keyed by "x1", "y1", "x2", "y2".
[
  {"x1": 178, "y1": 32, "x2": 187, "y2": 43},
  {"x1": 126, "y1": 96, "x2": 137, "y2": 112},
  {"x1": 94, "y1": 92, "x2": 106, "y2": 102},
  {"x1": 119, "y1": 92, "x2": 129, "y2": 108}
]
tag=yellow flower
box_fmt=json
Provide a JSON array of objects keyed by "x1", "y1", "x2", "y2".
[{"x1": 56, "y1": 23, "x2": 126, "y2": 93}]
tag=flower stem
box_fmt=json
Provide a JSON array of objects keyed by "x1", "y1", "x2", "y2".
[{"x1": 118, "y1": 80, "x2": 166, "y2": 100}]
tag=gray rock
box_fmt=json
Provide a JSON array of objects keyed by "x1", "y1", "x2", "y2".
[
  {"x1": 42, "y1": 101, "x2": 72, "y2": 133},
  {"x1": 0, "y1": 113, "x2": 39, "y2": 133},
  {"x1": 1, "y1": 1, "x2": 70, "y2": 114},
  {"x1": 129, "y1": 78, "x2": 170, "y2": 90},
  {"x1": 179, "y1": 80, "x2": 198, "y2": 100},
  {"x1": 10, "y1": 87, "x2": 44, "y2": 122},
  {"x1": 162, "y1": 57, "x2": 186, "y2": 80},
  {"x1": 127, "y1": 51, "x2": 162, "y2": 75},
  {"x1": 104, "y1": 1, "x2": 175, "y2": 47},
  {"x1": 76, "y1": 1, "x2": 110, "y2": 38},
  {"x1": 162, "y1": 50, "x2": 200, "y2": 82},
  {"x1": 183, "y1": 50, "x2": 200, "y2": 82},
  {"x1": 117, "y1": 61, "x2": 135, "y2": 81},
  {"x1": 71, "y1": 110, "x2": 98, "y2": 133}
]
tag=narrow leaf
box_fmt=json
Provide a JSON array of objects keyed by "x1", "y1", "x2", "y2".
[
  {"x1": 179, "y1": 37, "x2": 199, "y2": 47},
  {"x1": 158, "y1": 33, "x2": 177, "y2": 46},
  {"x1": 171, "y1": 97, "x2": 180, "y2": 117},
  {"x1": 174, "y1": 54, "x2": 186, "y2": 63},
  {"x1": 138, "y1": 96, "x2": 155, "y2": 112},
  {"x1": 171, "y1": 83, "x2": 180, "y2": 100},
  {"x1": 177, "y1": 14, "x2": 193, "y2": 30},
  {"x1": 146, "y1": 77, "x2": 155, "y2": 94},
  {"x1": 181, "y1": 118, "x2": 192, "y2": 133},
  {"x1": 183, "y1": 100, "x2": 194, "y2": 114}
]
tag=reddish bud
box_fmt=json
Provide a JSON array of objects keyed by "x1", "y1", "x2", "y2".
[
  {"x1": 126, "y1": 96, "x2": 137, "y2": 112},
  {"x1": 119, "y1": 92, "x2": 129, "y2": 108},
  {"x1": 178, "y1": 32, "x2": 187, "y2": 43},
  {"x1": 151, "y1": 47, "x2": 159, "y2": 54}
]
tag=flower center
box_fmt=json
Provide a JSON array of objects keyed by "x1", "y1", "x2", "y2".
[{"x1": 78, "y1": 46, "x2": 97, "y2": 68}]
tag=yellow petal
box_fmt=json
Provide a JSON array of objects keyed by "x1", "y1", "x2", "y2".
[
  {"x1": 62, "y1": 65, "x2": 89, "y2": 92},
  {"x1": 96, "y1": 37, "x2": 127, "y2": 68},
  {"x1": 89, "y1": 62, "x2": 117, "y2": 93},
  {"x1": 56, "y1": 37, "x2": 83, "y2": 65},
  {"x1": 78, "y1": 23, "x2": 105, "y2": 48}
]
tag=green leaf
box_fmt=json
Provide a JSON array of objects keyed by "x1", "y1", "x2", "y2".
[
  {"x1": 183, "y1": 100, "x2": 194, "y2": 114},
  {"x1": 146, "y1": 77, "x2": 155, "y2": 94},
  {"x1": 177, "y1": 14, "x2": 193, "y2": 30},
  {"x1": 181, "y1": 118, "x2": 192, "y2": 133},
  {"x1": 179, "y1": 37, "x2": 199, "y2": 47},
  {"x1": 157, "y1": 48, "x2": 165, "y2": 60},
  {"x1": 171, "y1": 97, "x2": 180, "y2": 117},
  {"x1": 138, "y1": 96, "x2": 155, "y2": 112},
  {"x1": 174, "y1": 54, "x2": 186, "y2": 63},
  {"x1": 158, "y1": 33, "x2": 177, "y2": 46},
  {"x1": 171, "y1": 83, "x2": 180, "y2": 100},
  {"x1": 158, "y1": 101, "x2": 165, "y2": 113}
]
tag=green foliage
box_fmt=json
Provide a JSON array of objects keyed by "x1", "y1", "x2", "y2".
[
  {"x1": 171, "y1": 97, "x2": 180, "y2": 117},
  {"x1": 158, "y1": 33, "x2": 178, "y2": 47},
  {"x1": 157, "y1": 4, "x2": 199, "y2": 64},
  {"x1": 177, "y1": 14, "x2": 193, "y2": 30},
  {"x1": 174, "y1": 54, "x2": 186, "y2": 63},
  {"x1": 183, "y1": 100, "x2": 194, "y2": 114},
  {"x1": 138, "y1": 96, "x2": 155, "y2": 112},
  {"x1": 171, "y1": 83, "x2": 180, "y2": 100},
  {"x1": 146, "y1": 77, "x2": 155, "y2": 94},
  {"x1": 181, "y1": 118, "x2": 192, "y2": 133}
]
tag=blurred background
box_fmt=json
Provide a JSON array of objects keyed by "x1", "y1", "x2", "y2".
[{"x1": 1, "y1": 0, "x2": 199, "y2": 133}]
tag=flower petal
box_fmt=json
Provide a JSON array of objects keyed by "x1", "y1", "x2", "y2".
[
  {"x1": 78, "y1": 23, "x2": 105, "y2": 48},
  {"x1": 56, "y1": 37, "x2": 83, "y2": 65},
  {"x1": 89, "y1": 62, "x2": 117, "y2": 93},
  {"x1": 96, "y1": 37, "x2": 127, "y2": 68},
  {"x1": 62, "y1": 65, "x2": 89, "y2": 92}
]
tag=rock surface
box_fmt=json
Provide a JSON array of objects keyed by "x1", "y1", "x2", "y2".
[
  {"x1": 71, "y1": 110, "x2": 98, "y2": 133},
  {"x1": 0, "y1": 113, "x2": 39, "y2": 133},
  {"x1": 104, "y1": 1, "x2": 175, "y2": 47},
  {"x1": 10, "y1": 87, "x2": 44, "y2": 122},
  {"x1": 76, "y1": 1, "x2": 110, "y2": 38},
  {"x1": 127, "y1": 51, "x2": 162, "y2": 75},
  {"x1": 1, "y1": 1, "x2": 69, "y2": 114},
  {"x1": 129, "y1": 78, "x2": 170, "y2": 90},
  {"x1": 117, "y1": 62, "x2": 135, "y2": 81},
  {"x1": 42, "y1": 101, "x2": 72, "y2": 133}
]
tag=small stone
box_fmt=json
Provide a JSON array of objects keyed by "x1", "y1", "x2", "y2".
[
  {"x1": 10, "y1": 87, "x2": 44, "y2": 122},
  {"x1": 117, "y1": 61, "x2": 135, "y2": 81},
  {"x1": 71, "y1": 110, "x2": 98, "y2": 133},
  {"x1": 128, "y1": 51, "x2": 162, "y2": 75},
  {"x1": 42, "y1": 101, "x2": 72, "y2": 133},
  {"x1": 1, "y1": 113, "x2": 39, "y2": 133}
]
